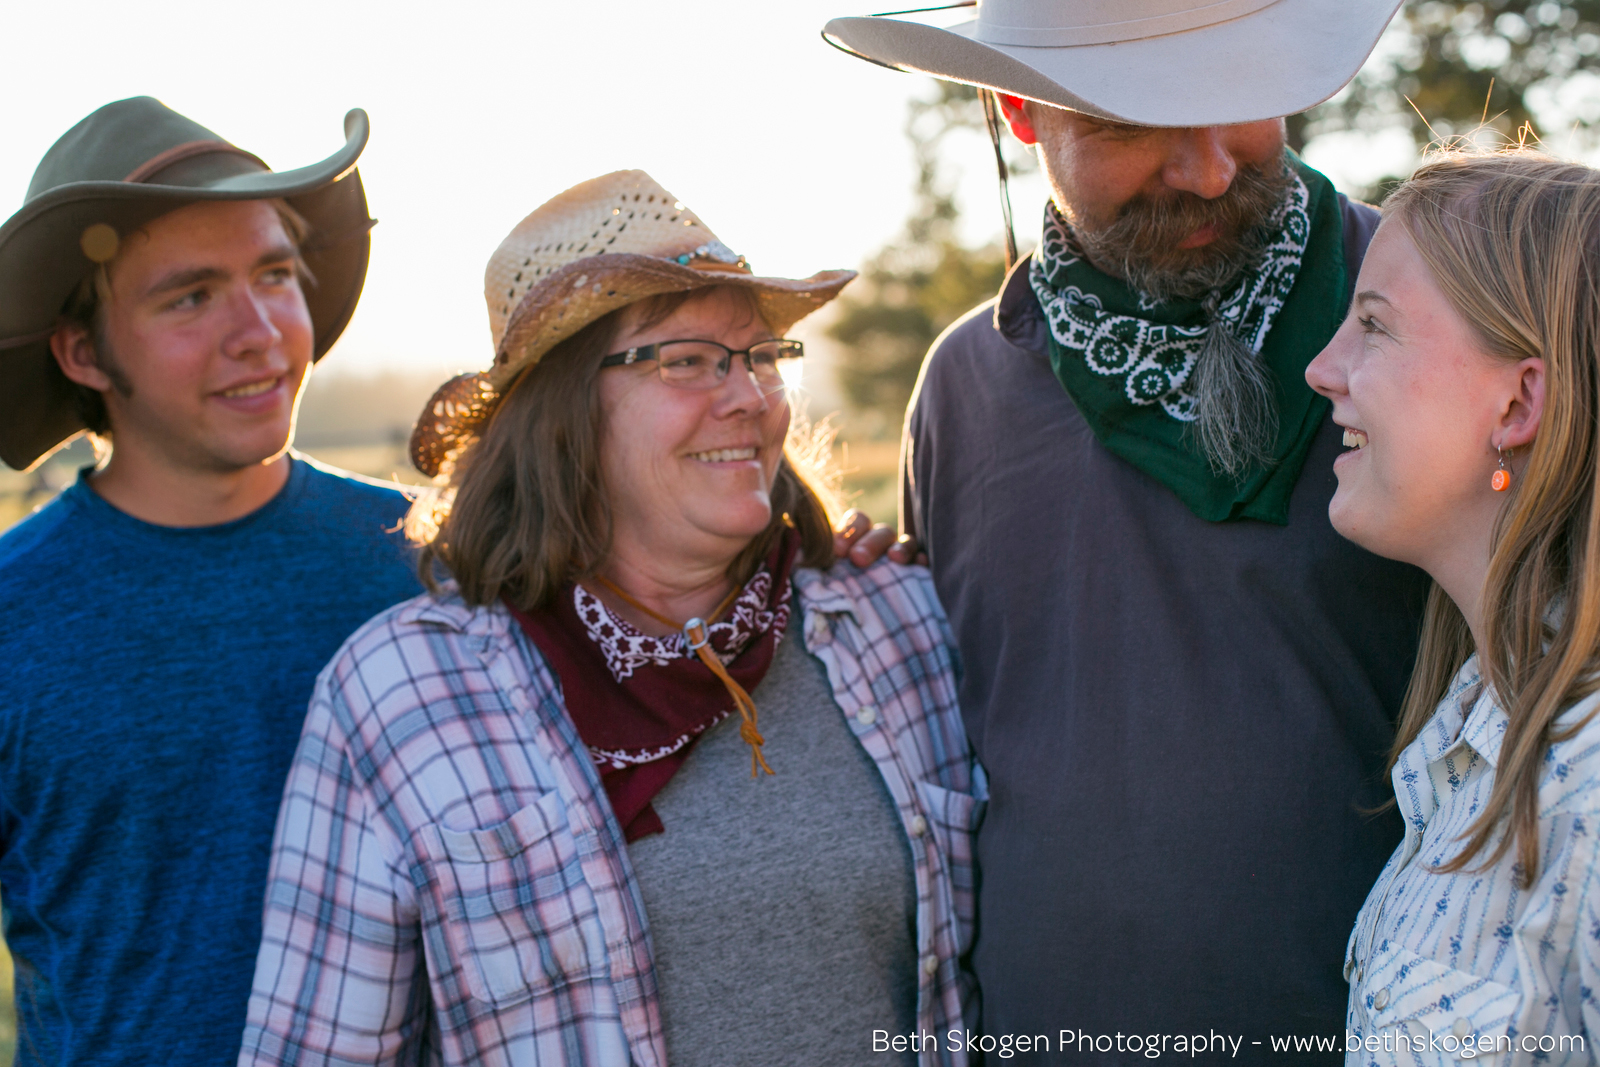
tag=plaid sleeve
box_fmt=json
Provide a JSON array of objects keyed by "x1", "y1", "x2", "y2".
[{"x1": 240, "y1": 676, "x2": 429, "y2": 1066}]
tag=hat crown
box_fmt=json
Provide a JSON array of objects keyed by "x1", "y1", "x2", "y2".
[
  {"x1": 974, "y1": 0, "x2": 1282, "y2": 46},
  {"x1": 26, "y1": 97, "x2": 260, "y2": 203},
  {"x1": 484, "y1": 170, "x2": 734, "y2": 354}
]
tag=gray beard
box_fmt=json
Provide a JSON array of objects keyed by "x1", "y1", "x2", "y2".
[{"x1": 1061, "y1": 159, "x2": 1294, "y2": 477}]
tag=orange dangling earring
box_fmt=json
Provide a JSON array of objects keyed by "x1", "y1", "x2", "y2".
[{"x1": 1492, "y1": 447, "x2": 1513, "y2": 492}]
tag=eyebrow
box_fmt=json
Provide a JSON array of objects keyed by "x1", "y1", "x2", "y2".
[
  {"x1": 1354, "y1": 290, "x2": 1394, "y2": 308},
  {"x1": 141, "y1": 243, "x2": 299, "y2": 300}
]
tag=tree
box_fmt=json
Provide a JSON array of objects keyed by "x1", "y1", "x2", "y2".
[
  {"x1": 826, "y1": 82, "x2": 1027, "y2": 428},
  {"x1": 1291, "y1": 1, "x2": 1600, "y2": 194},
  {"x1": 834, "y1": 2, "x2": 1600, "y2": 425}
]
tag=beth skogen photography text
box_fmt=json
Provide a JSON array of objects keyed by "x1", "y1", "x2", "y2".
[
  {"x1": 876, "y1": 1028, "x2": 1591, "y2": 1059},
  {"x1": 8, "y1": 0, "x2": 1600, "y2": 1065}
]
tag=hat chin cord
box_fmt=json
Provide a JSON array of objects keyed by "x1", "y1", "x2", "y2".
[{"x1": 981, "y1": 89, "x2": 1020, "y2": 271}]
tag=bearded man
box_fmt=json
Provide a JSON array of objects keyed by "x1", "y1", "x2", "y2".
[{"x1": 824, "y1": 1, "x2": 1428, "y2": 1057}]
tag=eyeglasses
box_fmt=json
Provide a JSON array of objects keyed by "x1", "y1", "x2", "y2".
[{"x1": 599, "y1": 338, "x2": 804, "y2": 394}]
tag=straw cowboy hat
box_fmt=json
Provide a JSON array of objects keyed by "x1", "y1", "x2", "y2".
[
  {"x1": 823, "y1": 0, "x2": 1404, "y2": 127},
  {"x1": 409, "y1": 170, "x2": 855, "y2": 478},
  {"x1": 0, "y1": 96, "x2": 375, "y2": 470}
]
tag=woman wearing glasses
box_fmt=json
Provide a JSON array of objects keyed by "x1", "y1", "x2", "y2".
[{"x1": 238, "y1": 171, "x2": 983, "y2": 1067}]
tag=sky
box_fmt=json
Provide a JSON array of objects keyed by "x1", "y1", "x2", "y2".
[
  {"x1": 6, "y1": 1, "x2": 1543, "y2": 389},
  {"x1": 0, "y1": 0, "x2": 950, "y2": 381}
]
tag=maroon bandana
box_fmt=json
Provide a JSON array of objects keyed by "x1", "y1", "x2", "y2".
[{"x1": 508, "y1": 531, "x2": 800, "y2": 841}]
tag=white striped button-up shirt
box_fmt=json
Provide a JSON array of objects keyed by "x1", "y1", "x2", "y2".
[
  {"x1": 238, "y1": 557, "x2": 983, "y2": 1067},
  {"x1": 1346, "y1": 655, "x2": 1600, "y2": 1065}
]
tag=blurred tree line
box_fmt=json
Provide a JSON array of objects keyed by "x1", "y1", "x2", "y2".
[{"x1": 829, "y1": 0, "x2": 1600, "y2": 429}]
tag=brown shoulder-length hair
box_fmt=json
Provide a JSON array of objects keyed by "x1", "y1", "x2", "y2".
[
  {"x1": 409, "y1": 286, "x2": 839, "y2": 610},
  {"x1": 1383, "y1": 149, "x2": 1600, "y2": 887}
]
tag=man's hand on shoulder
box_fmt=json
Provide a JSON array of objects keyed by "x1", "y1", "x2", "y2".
[{"x1": 833, "y1": 508, "x2": 927, "y2": 567}]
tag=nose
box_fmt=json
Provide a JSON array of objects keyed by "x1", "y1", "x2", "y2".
[
  {"x1": 710, "y1": 360, "x2": 771, "y2": 418},
  {"x1": 1304, "y1": 318, "x2": 1354, "y2": 400},
  {"x1": 1162, "y1": 127, "x2": 1238, "y2": 200},
  {"x1": 222, "y1": 287, "x2": 284, "y2": 361}
]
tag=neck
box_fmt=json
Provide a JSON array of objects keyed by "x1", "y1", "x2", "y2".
[
  {"x1": 89, "y1": 443, "x2": 292, "y2": 527},
  {"x1": 593, "y1": 538, "x2": 741, "y2": 637},
  {"x1": 1421, "y1": 503, "x2": 1501, "y2": 665}
]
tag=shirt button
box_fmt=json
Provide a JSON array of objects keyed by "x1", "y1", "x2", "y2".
[
  {"x1": 1452, "y1": 1018, "x2": 1471, "y2": 1039},
  {"x1": 910, "y1": 815, "x2": 927, "y2": 837},
  {"x1": 1373, "y1": 988, "x2": 1390, "y2": 1010},
  {"x1": 922, "y1": 954, "x2": 939, "y2": 977},
  {"x1": 856, "y1": 705, "x2": 877, "y2": 726}
]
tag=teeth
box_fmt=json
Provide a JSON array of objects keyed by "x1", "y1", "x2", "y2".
[
  {"x1": 690, "y1": 447, "x2": 757, "y2": 463},
  {"x1": 1342, "y1": 428, "x2": 1368, "y2": 449},
  {"x1": 222, "y1": 379, "x2": 277, "y2": 399}
]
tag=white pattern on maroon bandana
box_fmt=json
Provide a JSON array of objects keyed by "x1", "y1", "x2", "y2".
[
  {"x1": 586, "y1": 711, "x2": 732, "y2": 771},
  {"x1": 573, "y1": 568, "x2": 790, "y2": 684}
]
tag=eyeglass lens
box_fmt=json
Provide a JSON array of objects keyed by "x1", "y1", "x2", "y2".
[{"x1": 656, "y1": 340, "x2": 803, "y2": 392}]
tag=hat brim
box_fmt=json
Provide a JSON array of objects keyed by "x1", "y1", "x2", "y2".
[
  {"x1": 489, "y1": 254, "x2": 856, "y2": 391},
  {"x1": 823, "y1": 0, "x2": 1402, "y2": 127},
  {"x1": 0, "y1": 110, "x2": 373, "y2": 470},
  {"x1": 408, "y1": 256, "x2": 856, "y2": 477}
]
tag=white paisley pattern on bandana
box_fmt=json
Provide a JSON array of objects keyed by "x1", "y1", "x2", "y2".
[
  {"x1": 573, "y1": 569, "x2": 790, "y2": 683},
  {"x1": 1027, "y1": 171, "x2": 1310, "y2": 422}
]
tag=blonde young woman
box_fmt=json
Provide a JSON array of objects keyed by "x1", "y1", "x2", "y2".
[
  {"x1": 1306, "y1": 151, "x2": 1600, "y2": 1060},
  {"x1": 236, "y1": 172, "x2": 982, "y2": 1067}
]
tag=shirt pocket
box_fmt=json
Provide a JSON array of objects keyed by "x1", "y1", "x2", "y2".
[
  {"x1": 1358, "y1": 942, "x2": 1519, "y2": 1063},
  {"x1": 914, "y1": 779, "x2": 987, "y2": 948},
  {"x1": 415, "y1": 790, "x2": 610, "y2": 1008}
]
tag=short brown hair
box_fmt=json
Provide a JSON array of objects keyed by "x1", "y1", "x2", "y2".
[
  {"x1": 410, "y1": 287, "x2": 839, "y2": 610},
  {"x1": 56, "y1": 199, "x2": 314, "y2": 437}
]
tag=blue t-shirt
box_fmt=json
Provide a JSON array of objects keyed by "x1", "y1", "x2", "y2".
[{"x1": 0, "y1": 456, "x2": 421, "y2": 1066}]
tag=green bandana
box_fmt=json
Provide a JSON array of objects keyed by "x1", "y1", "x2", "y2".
[{"x1": 1029, "y1": 159, "x2": 1347, "y2": 524}]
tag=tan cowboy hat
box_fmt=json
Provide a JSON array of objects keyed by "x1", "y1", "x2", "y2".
[
  {"x1": 823, "y1": 0, "x2": 1404, "y2": 127},
  {"x1": 409, "y1": 170, "x2": 855, "y2": 477}
]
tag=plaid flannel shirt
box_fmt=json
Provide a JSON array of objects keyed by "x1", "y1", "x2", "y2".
[{"x1": 239, "y1": 557, "x2": 984, "y2": 1067}]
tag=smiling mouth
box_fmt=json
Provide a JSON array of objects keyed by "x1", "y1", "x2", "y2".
[
  {"x1": 1342, "y1": 428, "x2": 1368, "y2": 450},
  {"x1": 219, "y1": 378, "x2": 279, "y2": 399},
  {"x1": 688, "y1": 447, "x2": 757, "y2": 463}
]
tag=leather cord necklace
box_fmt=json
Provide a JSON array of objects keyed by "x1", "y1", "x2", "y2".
[{"x1": 591, "y1": 576, "x2": 775, "y2": 778}]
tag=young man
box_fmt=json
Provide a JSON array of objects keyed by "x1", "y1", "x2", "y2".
[
  {"x1": 0, "y1": 98, "x2": 421, "y2": 1066},
  {"x1": 825, "y1": 1, "x2": 1428, "y2": 1059}
]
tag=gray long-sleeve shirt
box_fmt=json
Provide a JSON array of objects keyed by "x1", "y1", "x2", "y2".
[{"x1": 901, "y1": 199, "x2": 1428, "y2": 1062}]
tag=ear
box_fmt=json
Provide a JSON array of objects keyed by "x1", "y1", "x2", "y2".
[
  {"x1": 1495, "y1": 355, "x2": 1545, "y2": 451},
  {"x1": 49, "y1": 322, "x2": 113, "y2": 392},
  {"x1": 996, "y1": 93, "x2": 1039, "y2": 146}
]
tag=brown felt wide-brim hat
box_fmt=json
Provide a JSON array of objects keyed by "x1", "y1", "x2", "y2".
[
  {"x1": 0, "y1": 97, "x2": 375, "y2": 470},
  {"x1": 409, "y1": 169, "x2": 854, "y2": 479}
]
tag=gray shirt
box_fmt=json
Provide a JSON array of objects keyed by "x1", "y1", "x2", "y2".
[
  {"x1": 628, "y1": 630, "x2": 918, "y2": 1066},
  {"x1": 902, "y1": 199, "x2": 1428, "y2": 1061}
]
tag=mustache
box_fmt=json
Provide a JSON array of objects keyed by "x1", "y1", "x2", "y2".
[{"x1": 1066, "y1": 158, "x2": 1295, "y2": 303}]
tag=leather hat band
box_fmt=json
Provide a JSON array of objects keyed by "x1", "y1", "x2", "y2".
[{"x1": 122, "y1": 140, "x2": 268, "y2": 184}]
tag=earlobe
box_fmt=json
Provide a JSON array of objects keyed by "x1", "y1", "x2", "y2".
[{"x1": 49, "y1": 324, "x2": 112, "y2": 391}]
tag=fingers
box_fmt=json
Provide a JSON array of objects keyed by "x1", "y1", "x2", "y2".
[
  {"x1": 833, "y1": 511, "x2": 926, "y2": 568},
  {"x1": 849, "y1": 524, "x2": 898, "y2": 567},
  {"x1": 832, "y1": 508, "x2": 872, "y2": 558},
  {"x1": 888, "y1": 534, "x2": 921, "y2": 565}
]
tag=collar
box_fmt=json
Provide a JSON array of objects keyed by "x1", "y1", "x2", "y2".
[
  {"x1": 995, "y1": 254, "x2": 1049, "y2": 356},
  {"x1": 1417, "y1": 654, "x2": 1508, "y2": 769},
  {"x1": 406, "y1": 566, "x2": 864, "y2": 638}
]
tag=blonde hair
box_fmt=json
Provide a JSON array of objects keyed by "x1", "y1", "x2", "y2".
[
  {"x1": 409, "y1": 287, "x2": 840, "y2": 610},
  {"x1": 1385, "y1": 149, "x2": 1600, "y2": 886}
]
